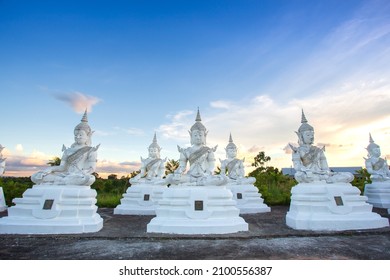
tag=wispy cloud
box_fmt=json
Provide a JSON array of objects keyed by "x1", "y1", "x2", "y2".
[
  {"x1": 113, "y1": 126, "x2": 145, "y2": 136},
  {"x1": 53, "y1": 92, "x2": 102, "y2": 113},
  {"x1": 158, "y1": 110, "x2": 195, "y2": 142}
]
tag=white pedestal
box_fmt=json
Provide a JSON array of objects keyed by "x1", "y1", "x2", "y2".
[
  {"x1": 0, "y1": 185, "x2": 103, "y2": 234},
  {"x1": 147, "y1": 185, "x2": 248, "y2": 234},
  {"x1": 114, "y1": 184, "x2": 167, "y2": 215},
  {"x1": 0, "y1": 187, "x2": 7, "y2": 212},
  {"x1": 364, "y1": 182, "x2": 390, "y2": 209},
  {"x1": 286, "y1": 183, "x2": 389, "y2": 231},
  {"x1": 227, "y1": 184, "x2": 270, "y2": 214}
]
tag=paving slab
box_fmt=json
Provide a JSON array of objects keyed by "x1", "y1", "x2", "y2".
[{"x1": 0, "y1": 206, "x2": 389, "y2": 259}]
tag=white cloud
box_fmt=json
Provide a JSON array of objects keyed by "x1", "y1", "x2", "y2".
[
  {"x1": 210, "y1": 100, "x2": 232, "y2": 109},
  {"x1": 53, "y1": 91, "x2": 101, "y2": 113},
  {"x1": 15, "y1": 144, "x2": 23, "y2": 153},
  {"x1": 113, "y1": 126, "x2": 144, "y2": 136}
]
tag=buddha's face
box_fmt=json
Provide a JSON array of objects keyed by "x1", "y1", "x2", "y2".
[
  {"x1": 74, "y1": 129, "x2": 88, "y2": 145},
  {"x1": 302, "y1": 130, "x2": 314, "y2": 145},
  {"x1": 191, "y1": 130, "x2": 205, "y2": 145},
  {"x1": 226, "y1": 147, "x2": 237, "y2": 158},
  {"x1": 148, "y1": 147, "x2": 159, "y2": 158},
  {"x1": 370, "y1": 147, "x2": 381, "y2": 158}
]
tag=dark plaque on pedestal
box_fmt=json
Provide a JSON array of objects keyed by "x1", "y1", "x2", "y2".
[
  {"x1": 43, "y1": 199, "x2": 54, "y2": 210},
  {"x1": 237, "y1": 193, "x2": 243, "y2": 199},
  {"x1": 144, "y1": 194, "x2": 150, "y2": 201},
  {"x1": 334, "y1": 196, "x2": 344, "y2": 206},
  {"x1": 195, "y1": 200, "x2": 203, "y2": 211}
]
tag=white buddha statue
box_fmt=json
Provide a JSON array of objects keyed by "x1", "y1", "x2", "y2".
[
  {"x1": 365, "y1": 133, "x2": 390, "y2": 182},
  {"x1": 165, "y1": 109, "x2": 227, "y2": 186},
  {"x1": 0, "y1": 145, "x2": 5, "y2": 175},
  {"x1": 130, "y1": 133, "x2": 166, "y2": 184},
  {"x1": 220, "y1": 134, "x2": 255, "y2": 185},
  {"x1": 289, "y1": 110, "x2": 354, "y2": 184},
  {"x1": 31, "y1": 110, "x2": 99, "y2": 186}
]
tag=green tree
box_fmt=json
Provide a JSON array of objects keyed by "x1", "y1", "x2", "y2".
[
  {"x1": 107, "y1": 174, "x2": 117, "y2": 180},
  {"x1": 165, "y1": 159, "x2": 179, "y2": 176},
  {"x1": 251, "y1": 151, "x2": 271, "y2": 168},
  {"x1": 47, "y1": 156, "x2": 61, "y2": 166},
  {"x1": 248, "y1": 151, "x2": 296, "y2": 205}
]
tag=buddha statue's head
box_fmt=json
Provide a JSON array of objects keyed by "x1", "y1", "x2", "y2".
[
  {"x1": 189, "y1": 108, "x2": 208, "y2": 145},
  {"x1": 148, "y1": 133, "x2": 161, "y2": 159},
  {"x1": 74, "y1": 110, "x2": 92, "y2": 146},
  {"x1": 297, "y1": 110, "x2": 314, "y2": 145},
  {"x1": 366, "y1": 133, "x2": 381, "y2": 158},
  {"x1": 225, "y1": 133, "x2": 237, "y2": 158}
]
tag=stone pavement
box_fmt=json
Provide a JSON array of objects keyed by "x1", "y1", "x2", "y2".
[{"x1": 0, "y1": 206, "x2": 389, "y2": 260}]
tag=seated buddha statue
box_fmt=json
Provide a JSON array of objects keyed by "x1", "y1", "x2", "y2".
[
  {"x1": 130, "y1": 133, "x2": 166, "y2": 184},
  {"x1": 365, "y1": 133, "x2": 390, "y2": 182},
  {"x1": 219, "y1": 134, "x2": 255, "y2": 185},
  {"x1": 289, "y1": 110, "x2": 354, "y2": 184},
  {"x1": 31, "y1": 110, "x2": 99, "y2": 186},
  {"x1": 165, "y1": 109, "x2": 227, "y2": 186}
]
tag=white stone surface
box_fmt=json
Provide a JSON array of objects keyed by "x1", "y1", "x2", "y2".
[
  {"x1": 114, "y1": 184, "x2": 167, "y2": 215},
  {"x1": 31, "y1": 110, "x2": 99, "y2": 186},
  {"x1": 147, "y1": 185, "x2": 248, "y2": 234},
  {"x1": 364, "y1": 182, "x2": 390, "y2": 208},
  {"x1": 227, "y1": 184, "x2": 270, "y2": 214},
  {"x1": 0, "y1": 185, "x2": 103, "y2": 234},
  {"x1": 148, "y1": 109, "x2": 248, "y2": 234},
  {"x1": 286, "y1": 183, "x2": 389, "y2": 231},
  {"x1": 220, "y1": 134, "x2": 270, "y2": 214},
  {"x1": 289, "y1": 110, "x2": 354, "y2": 184},
  {"x1": 364, "y1": 133, "x2": 390, "y2": 182},
  {"x1": 0, "y1": 111, "x2": 103, "y2": 234},
  {"x1": 115, "y1": 133, "x2": 167, "y2": 215},
  {"x1": 0, "y1": 187, "x2": 6, "y2": 212}
]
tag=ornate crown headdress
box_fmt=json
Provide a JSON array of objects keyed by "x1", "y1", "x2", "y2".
[
  {"x1": 366, "y1": 133, "x2": 379, "y2": 152},
  {"x1": 297, "y1": 109, "x2": 314, "y2": 133},
  {"x1": 148, "y1": 133, "x2": 161, "y2": 151},
  {"x1": 74, "y1": 109, "x2": 92, "y2": 135},
  {"x1": 190, "y1": 108, "x2": 207, "y2": 133},
  {"x1": 225, "y1": 133, "x2": 237, "y2": 150}
]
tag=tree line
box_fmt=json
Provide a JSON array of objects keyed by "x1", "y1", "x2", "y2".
[{"x1": 0, "y1": 152, "x2": 369, "y2": 207}]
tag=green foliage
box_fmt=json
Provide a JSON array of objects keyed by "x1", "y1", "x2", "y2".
[
  {"x1": 249, "y1": 151, "x2": 296, "y2": 205},
  {"x1": 47, "y1": 156, "x2": 61, "y2": 166},
  {"x1": 96, "y1": 193, "x2": 123, "y2": 208},
  {"x1": 0, "y1": 177, "x2": 33, "y2": 206},
  {"x1": 251, "y1": 151, "x2": 271, "y2": 169},
  {"x1": 165, "y1": 159, "x2": 179, "y2": 176},
  {"x1": 351, "y1": 168, "x2": 371, "y2": 193}
]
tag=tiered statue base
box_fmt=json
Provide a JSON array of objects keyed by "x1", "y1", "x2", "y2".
[
  {"x1": 364, "y1": 182, "x2": 390, "y2": 209},
  {"x1": 227, "y1": 184, "x2": 270, "y2": 214},
  {"x1": 0, "y1": 187, "x2": 7, "y2": 212},
  {"x1": 147, "y1": 185, "x2": 248, "y2": 234},
  {"x1": 286, "y1": 183, "x2": 389, "y2": 231},
  {"x1": 114, "y1": 184, "x2": 167, "y2": 215},
  {"x1": 0, "y1": 185, "x2": 103, "y2": 234}
]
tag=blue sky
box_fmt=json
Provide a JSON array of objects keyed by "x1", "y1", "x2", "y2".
[{"x1": 1, "y1": 0, "x2": 390, "y2": 177}]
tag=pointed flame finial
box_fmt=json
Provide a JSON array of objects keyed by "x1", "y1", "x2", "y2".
[
  {"x1": 81, "y1": 109, "x2": 88, "y2": 123},
  {"x1": 369, "y1": 133, "x2": 374, "y2": 144},
  {"x1": 301, "y1": 109, "x2": 308, "y2": 124},
  {"x1": 195, "y1": 107, "x2": 201, "y2": 122},
  {"x1": 229, "y1": 133, "x2": 233, "y2": 143}
]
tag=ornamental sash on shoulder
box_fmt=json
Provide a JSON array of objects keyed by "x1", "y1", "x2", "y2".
[
  {"x1": 145, "y1": 158, "x2": 161, "y2": 171},
  {"x1": 189, "y1": 147, "x2": 211, "y2": 165},
  {"x1": 66, "y1": 146, "x2": 93, "y2": 165},
  {"x1": 373, "y1": 158, "x2": 385, "y2": 171},
  {"x1": 227, "y1": 159, "x2": 240, "y2": 172}
]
